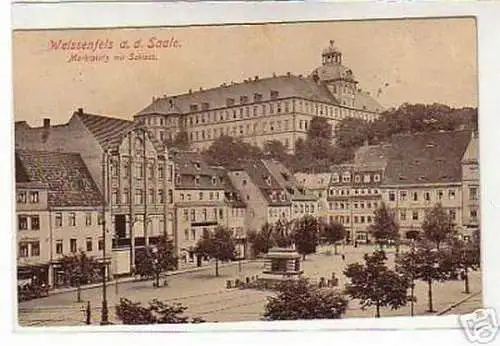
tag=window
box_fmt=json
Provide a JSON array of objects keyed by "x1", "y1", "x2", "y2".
[
  {"x1": 400, "y1": 210, "x2": 407, "y2": 221},
  {"x1": 135, "y1": 163, "x2": 143, "y2": 179},
  {"x1": 183, "y1": 209, "x2": 189, "y2": 221},
  {"x1": 70, "y1": 239, "x2": 77, "y2": 253},
  {"x1": 17, "y1": 215, "x2": 28, "y2": 230},
  {"x1": 412, "y1": 192, "x2": 418, "y2": 201},
  {"x1": 469, "y1": 187, "x2": 478, "y2": 200},
  {"x1": 98, "y1": 238, "x2": 104, "y2": 251},
  {"x1": 412, "y1": 211, "x2": 419, "y2": 221},
  {"x1": 195, "y1": 176, "x2": 200, "y2": 185},
  {"x1": 19, "y1": 243, "x2": 29, "y2": 258},
  {"x1": 31, "y1": 215, "x2": 40, "y2": 230},
  {"x1": 17, "y1": 191, "x2": 27, "y2": 203},
  {"x1": 332, "y1": 174, "x2": 339, "y2": 183},
  {"x1": 199, "y1": 192, "x2": 204, "y2": 201},
  {"x1": 374, "y1": 174, "x2": 381, "y2": 182},
  {"x1": 449, "y1": 209, "x2": 456, "y2": 220},
  {"x1": 158, "y1": 165, "x2": 164, "y2": 179},
  {"x1": 389, "y1": 191, "x2": 396, "y2": 201},
  {"x1": 56, "y1": 240, "x2": 63, "y2": 254},
  {"x1": 135, "y1": 189, "x2": 143, "y2": 205},
  {"x1": 449, "y1": 190, "x2": 456, "y2": 200},
  {"x1": 355, "y1": 175, "x2": 361, "y2": 183},
  {"x1": 400, "y1": 191, "x2": 407, "y2": 201},
  {"x1": 191, "y1": 229, "x2": 196, "y2": 240},
  {"x1": 112, "y1": 189, "x2": 119, "y2": 205},
  {"x1": 437, "y1": 190, "x2": 444, "y2": 200},
  {"x1": 148, "y1": 164, "x2": 155, "y2": 180},
  {"x1": 168, "y1": 190, "x2": 173, "y2": 204},
  {"x1": 29, "y1": 241, "x2": 40, "y2": 257},
  {"x1": 424, "y1": 191, "x2": 431, "y2": 201},
  {"x1": 184, "y1": 229, "x2": 189, "y2": 240},
  {"x1": 190, "y1": 209, "x2": 196, "y2": 221},
  {"x1": 123, "y1": 160, "x2": 130, "y2": 178},
  {"x1": 158, "y1": 189, "x2": 164, "y2": 203},
  {"x1": 342, "y1": 172, "x2": 351, "y2": 183},
  {"x1": 69, "y1": 213, "x2": 76, "y2": 226},
  {"x1": 85, "y1": 213, "x2": 92, "y2": 226},
  {"x1": 219, "y1": 209, "x2": 224, "y2": 219},
  {"x1": 86, "y1": 238, "x2": 93, "y2": 252},
  {"x1": 354, "y1": 216, "x2": 359, "y2": 223},
  {"x1": 470, "y1": 209, "x2": 478, "y2": 219},
  {"x1": 123, "y1": 188, "x2": 130, "y2": 204},
  {"x1": 29, "y1": 191, "x2": 39, "y2": 203},
  {"x1": 55, "y1": 213, "x2": 62, "y2": 227},
  {"x1": 209, "y1": 192, "x2": 214, "y2": 200}
]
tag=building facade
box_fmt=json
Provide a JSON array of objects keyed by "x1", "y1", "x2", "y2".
[
  {"x1": 16, "y1": 150, "x2": 112, "y2": 288},
  {"x1": 15, "y1": 110, "x2": 176, "y2": 275},
  {"x1": 134, "y1": 41, "x2": 383, "y2": 153}
]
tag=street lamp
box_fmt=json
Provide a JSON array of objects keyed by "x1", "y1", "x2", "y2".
[{"x1": 151, "y1": 246, "x2": 161, "y2": 288}]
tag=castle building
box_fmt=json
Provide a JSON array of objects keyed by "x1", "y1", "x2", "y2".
[
  {"x1": 133, "y1": 41, "x2": 383, "y2": 153},
  {"x1": 15, "y1": 150, "x2": 112, "y2": 287}
]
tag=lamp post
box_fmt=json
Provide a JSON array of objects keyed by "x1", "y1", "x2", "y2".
[{"x1": 152, "y1": 246, "x2": 160, "y2": 288}]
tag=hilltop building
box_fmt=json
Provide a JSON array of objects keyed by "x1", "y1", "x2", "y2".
[{"x1": 134, "y1": 41, "x2": 383, "y2": 153}]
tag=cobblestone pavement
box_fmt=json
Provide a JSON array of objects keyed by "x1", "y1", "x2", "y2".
[{"x1": 17, "y1": 245, "x2": 482, "y2": 326}]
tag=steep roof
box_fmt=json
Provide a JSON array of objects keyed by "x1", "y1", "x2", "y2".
[
  {"x1": 136, "y1": 74, "x2": 337, "y2": 116},
  {"x1": 353, "y1": 144, "x2": 391, "y2": 170},
  {"x1": 462, "y1": 133, "x2": 478, "y2": 164},
  {"x1": 382, "y1": 130, "x2": 472, "y2": 186},
  {"x1": 15, "y1": 150, "x2": 103, "y2": 207},
  {"x1": 354, "y1": 91, "x2": 384, "y2": 114},
  {"x1": 171, "y1": 150, "x2": 225, "y2": 190},
  {"x1": 75, "y1": 111, "x2": 165, "y2": 153},
  {"x1": 262, "y1": 159, "x2": 317, "y2": 201},
  {"x1": 294, "y1": 173, "x2": 331, "y2": 190}
]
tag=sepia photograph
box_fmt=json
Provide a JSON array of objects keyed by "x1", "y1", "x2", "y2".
[{"x1": 12, "y1": 16, "x2": 481, "y2": 329}]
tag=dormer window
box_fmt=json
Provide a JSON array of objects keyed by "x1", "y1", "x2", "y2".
[
  {"x1": 280, "y1": 193, "x2": 285, "y2": 201},
  {"x1": 254, "y1": 93, "x2": 263, "y2": 102},
  {"x1": 175, "y1": 174, "x2": 181, "y2": 184},
  {"x1": 265, "y1": 176, "x2": 272, "y2": 186},
  {"x1": 281, "y1": 172, "x2": 289, "y2": 181},
  {"x1": 374, "y1": 174, "x2": 381, "y2": 182},
  {"x1": 190, "y1": 104, "x2": 198, "y2": 112},
  {"x1": 212, "y1": 176, "x2": 217, "y2": 185},
  {"x1": 194, "y1": 176, "x2": 200, "y2": 185},
  {"x1": 201, "y1": 102, "x2": 209, "y2": 111},
  {"x1": 226, "y1": 98, "x2": 235, "y2": 107},
  {"x1": 332, "y1": 173, "x2": 340, "y2": 183},
  {"x1": 354, "y1": 175, "x2": 361, "y2": 183},
  {"x1": 193, "y1": 162, "x2": 201, "y2": 170},
  {"x1": 270, "y1": 90, "x2": 279, "y2": 100},
  {"x1": 240, "y1": 96, "x2": 248, "y2": 104},
  {"x1": 342, "y1": 172, "x2": 351, "y2": 183}
]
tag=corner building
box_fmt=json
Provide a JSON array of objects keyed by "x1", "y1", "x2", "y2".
[{"x1": 134, "y1": 41, "x2": 383, "y2": 153}]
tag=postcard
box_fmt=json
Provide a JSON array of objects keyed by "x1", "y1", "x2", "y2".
[{"x1": 10, "y1": 3, "x2": 494, "y2": 342}]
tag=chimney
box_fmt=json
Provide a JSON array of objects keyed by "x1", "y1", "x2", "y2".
[
  {"x1": 286, "y1": 72, "x2": 291, "y2": 77},
  {"x1": 188, "y1": 89, "x2": 192, "y2": 94},
  {"x1": 77, "y1": 108, "x2": 83, "y2": 115},
  {"x1": 199, "y1": 87, "x2": 203, "y2": 91},
  {"x1": 43, "y1": 118, "x2": 50, "y2": 128},
  {"x1": 254, "y1": 76, "x2": 259, "y2": 81}
]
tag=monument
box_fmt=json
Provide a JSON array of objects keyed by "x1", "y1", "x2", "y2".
[{"x1": 258, "y1": 247, "x2": 303, "y2": 284}]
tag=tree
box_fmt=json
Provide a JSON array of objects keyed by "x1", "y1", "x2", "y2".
[
  {"x1": 445, "y1": 236, "x2": 480, "y2": 294},
  {"x1": 368, "y1": 202, "x2": 400, "y2": 250},
  {"x1": 344, "y1": 251, "x2": 411, "y2": 318},
  {"x1": 135, "y1": 237, "x2": 177, "y2": 285},
  {"x1": 335, "y1": 117, "x2": 370, "y2": 149},
  {"x1": 421, "y1": 203, "x2": 456, "y2": 250},
  {"x1": 321, "y1": 221, "x2": 346, "y2": 255},
  {"x1": 263, "y1": 140, "x2": 290, "y2": 164},
  {"x1": 247, "y1": 223, "x2": 274, "y2": 257},
  {"x1": 165, "y1": 130, "x2": 190, "y2": 151},
  {"x1": 403, "y1": 242, "x2": 450, "y2": 313},
  {"x1": 263, "y1": 278, "x2": 348, "y2": 320},
  {"x1": 292, "y1": 215, "x2": 319, "y2": 260},
  {"x1": 201, "y1": 135, "x2": 262, "y2": 167},
  {"x1": 195, "y1": 226, "x2": 236, "y2": 276},
  {"x1": 59, "y1": 251, "x2": 100, "y2": 302},
  {"x1": 116, "y1": 298, "x2": 205, "y2": 324},
  {"x1": 395, "y1": 243, "x2": 419, "y2": 316}
]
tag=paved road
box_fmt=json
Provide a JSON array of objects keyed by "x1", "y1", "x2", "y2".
[{"x1": 17, "y1": 245, "x2": 482, "y2": 326}]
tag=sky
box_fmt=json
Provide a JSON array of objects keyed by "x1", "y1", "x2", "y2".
[{"x1": 12, "y1": 17, "x2": 477, "y2": 127}]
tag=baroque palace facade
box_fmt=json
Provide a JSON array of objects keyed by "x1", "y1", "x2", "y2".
[{"x1": 133, "y1": 41, "x2": 383, "y2": 153}]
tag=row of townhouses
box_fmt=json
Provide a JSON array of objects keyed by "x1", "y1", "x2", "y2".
[
  {"x1": 295, "y1": 130, "x2": 480, "y2": 243},
  {"x1": 15, "y1": 109, "x2": 319, "y2": 286}
]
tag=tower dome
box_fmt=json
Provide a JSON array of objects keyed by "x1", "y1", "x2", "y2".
[{"x1": 311, "y1": 40, "x2": 356, "y2": 83}]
